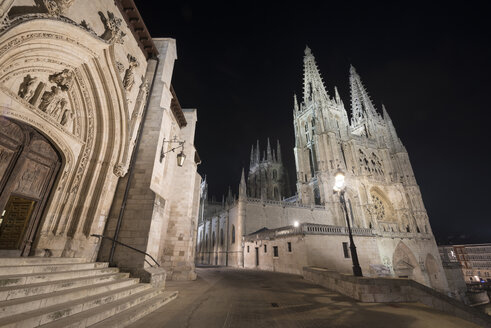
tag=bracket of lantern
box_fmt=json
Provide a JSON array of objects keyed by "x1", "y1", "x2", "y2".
[{"x1": 160, "y1": 136, "x2": 186, "y2": 167}]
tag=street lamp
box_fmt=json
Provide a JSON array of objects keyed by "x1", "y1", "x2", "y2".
[
  {"x1": 160, "y1": 136, "x2": 186, "y2": 167},
  {"x1": 333, "y1": 169, "x2": 363, "y2": 277}
]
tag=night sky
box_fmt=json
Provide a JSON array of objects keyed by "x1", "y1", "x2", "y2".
[{"x1": 137, "y1": 2, "x2": 491, "y2": 244}]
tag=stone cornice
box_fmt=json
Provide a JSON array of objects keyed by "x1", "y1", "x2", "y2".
[
  {"x1": 115, "y1": 0, "x2": 158, "y2": 59},
  {"x1": 170, "y1": 84, "x2": 187, "y2": 128}
]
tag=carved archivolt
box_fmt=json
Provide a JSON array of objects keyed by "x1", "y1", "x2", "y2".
[{"x1": 0, "y1": 18, "x2": 129, "y2": 240}]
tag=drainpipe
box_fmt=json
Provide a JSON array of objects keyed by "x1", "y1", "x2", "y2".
[{"x1": 109, "y1": 56, "x2": 160, "y2": 265}]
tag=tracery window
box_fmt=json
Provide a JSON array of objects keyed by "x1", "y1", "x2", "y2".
[
  {"x1": 231, "y1": 225, "x2": 235, "y2": 244},
  {"x1": 371, "y1": 194, "x2": 386, "y2": 220}
]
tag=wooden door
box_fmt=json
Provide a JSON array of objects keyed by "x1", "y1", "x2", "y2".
[{"x1": 0, "y1": 118, "x2": 61, "y2": 256}]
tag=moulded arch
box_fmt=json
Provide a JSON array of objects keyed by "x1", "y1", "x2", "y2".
[{"x1": 0, "y1": 17, "x2": 134, "y2": 255}]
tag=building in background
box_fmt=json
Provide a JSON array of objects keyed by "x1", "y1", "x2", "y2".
[
  {"x1": 197, "y1": 47, "x2": 454, "y2": 297},
  {"x1": 440, "y1": 244, "x2": 491, "y2": 283}
]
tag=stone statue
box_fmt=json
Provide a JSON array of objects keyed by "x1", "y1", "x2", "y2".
[
  {"x1": 43, "y1": 0, "x2": 74, "y2": 16},
  {"x1": 99, "y1": 11, "x2": 126, "y2": 44},
  {"x1": 18, "y1": 74, "x2": 38, "y2": 101},
  {"x1": 47, "y1": 97, "x2": 67, "y2": 121},
  {"x1": 123, "y1": 54, "x2": 139, "y2": 92},
  {"x1": 39, "y1": 86, "x2": 63, "y2": 113},
  {"x1": 60, "y1": 106, "x2": 74, "y2": 133}
]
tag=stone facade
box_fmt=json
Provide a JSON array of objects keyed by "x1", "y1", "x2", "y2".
[
  {"x1": 0, "y1": 1, "x2": 201, "y2": 281},
  {"x1": 197, "y1": 46, "x2": 453, "y2": 296}
]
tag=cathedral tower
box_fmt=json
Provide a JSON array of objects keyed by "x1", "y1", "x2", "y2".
[
  {"x1": 293, "y1": 46, "x2": 432, "y2": 237},
  {"x1": 248, "y1": 138, "x2": 291, "y2": 200}
]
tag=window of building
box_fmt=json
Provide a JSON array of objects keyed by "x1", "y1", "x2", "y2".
[
  {"x1": 273, "y1": 246, "x2": 279, "y2": 257},
  {"x1": 231, "y1": 225, "x2": 235, "y2": 244},
  {"x1": 247, "y1": 245, "x2": 249, "y2": 253},
  {"x1": 212, "y1": 231, "x2": 215, "y2": 247},
  {"x1": 264, "y1": 245, "x2": 267, "y2": 253},
  {"x1": 342, "y1": 242, "x2": 350, "y2": 258},
  {"x1": 288, "y1": 242, "x2": 292, "y2": 252},
  {"x1": 220, "y1": 228, "x2": 224, "y2": 246},
  {"x1": 273, "y1": 170, "x2": 277, "y2": 180}
]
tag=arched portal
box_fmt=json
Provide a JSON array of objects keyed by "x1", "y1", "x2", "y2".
[
  {"x1": 392, "y1": 241, "x2": 419, "y2": 279},
  {"x1": 0, "y1": 117, "x2": 61, "y2": 256},
  {"x1": 425, "y1": 254, "x2": 443, "y2": 291}
]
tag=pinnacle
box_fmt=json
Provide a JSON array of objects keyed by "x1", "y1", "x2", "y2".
[
  {"x1": 304, "y1": 45, "x2": 311, "y2": 55},
  {"x1": 349, "y1": 64, "x2": 357, "y2": 74}
]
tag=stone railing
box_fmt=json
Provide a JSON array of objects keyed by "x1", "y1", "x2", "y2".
[
  {"x1": 246, "y1": 197, "x2": 325, "y2": 210},
  {"x1": 245, "y1": 223, "x2": 376, "y2": 241},
  {"x1": 378, "y1": 230, "x2": 433, "y2": 240},
  {"x1": 302, "y1": 223, "x2": 375, "y2": 237}
]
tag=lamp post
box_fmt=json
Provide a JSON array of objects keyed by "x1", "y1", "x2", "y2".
[{"x1": 333, "y1": 169, "x2": 363, "y2": 277}]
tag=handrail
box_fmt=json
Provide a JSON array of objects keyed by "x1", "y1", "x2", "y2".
[{"x1": 91, "y1": 234, "x2": 160, "y2": 267}]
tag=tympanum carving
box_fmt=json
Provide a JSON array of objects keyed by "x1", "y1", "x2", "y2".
[{"x1": 18, "y1": 74, "x2": 38, "y2": 102}]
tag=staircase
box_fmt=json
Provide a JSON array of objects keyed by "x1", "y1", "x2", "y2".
[{"x1": 0, "y1": 257, "x2": 177, "y2": 327}]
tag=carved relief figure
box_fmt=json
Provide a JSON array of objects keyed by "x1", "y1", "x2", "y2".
[
  {"x1": 123, "y1": 55, "x2": 139, "y2": 92},
  {"x1": 39, "y1": 86, "x2": 64, "y2": 114},
  {"x1": 60, "y1": 106, "x2": 74, "y2": 133},
  {"x1": 43, "y1": 0, "x2": 75, "y2": 16},
  {"x1": 49, "y1": 69, "x2": 73, "y2": 91},
  {"x1": 15, "y1": 164, "x2": 43, "y2": 197},
  {"x1": 18, "y1": 74, "x2": 38, "y2": 102},
  {"x1": 99, "y1": 11, "x2": 126, "y2": 44}
]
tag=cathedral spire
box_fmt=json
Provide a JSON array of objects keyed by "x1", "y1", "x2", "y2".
[
  {"x1": 256, "y1": 140, "x2": 260, "y2": 163},
  {"x1": 349, "y1": 65, "x2": 379, "y2": 127},
  {"x1": 267, "y1": 138, "x2": 272, "y2": 161},
  {"x1": 277, "y1": 140, "x2": 282, "y2": 163},
  {"x1": 382, "y1": 104, "x2": 401, "y2": 150},
  {"x1": 239, "y1": 168, "x2": 247, "y2": 199},
  {"x1": 303, "y1": 46, "x2": 329, "y2": 104},
  {"x1": 294, "y1": 93, "x2": 299, "y2": 111},
  {"x1": 334, "y1": 86, "x2": 342, "y2": 104},
  {"x1": 250, "y1": 145, "x2": 255, "y2": 167}
]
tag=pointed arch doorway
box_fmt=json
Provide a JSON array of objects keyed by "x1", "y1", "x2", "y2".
[{"x1": 0, "y1": 118, "x2": 61, "y2": 256}]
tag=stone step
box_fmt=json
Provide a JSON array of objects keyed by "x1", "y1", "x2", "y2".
[
  {"x1": 89, "y1": 290, "x2": 178, "y2": 328},
  {"x1": 0, "y1": 262, "x2": 109, "y2": 277},
  {"x1": 37, "y1": 287, "x2": 168, "y2": 328},
  {"x1": 0, "y1": 258, "x2": 87, "y2": 267},
  {"x1": 0, "y1": 283, "x2": 152, "y2": 327},
  {"x1": 0, "y1": 277, "x2": 140, "y2": 318},
  {"x1": 0, "y1": 272, "x2": 130, "y2": 301},
  {"x1": 0, "y1": 268, "x2": 120, "y2": 288}
]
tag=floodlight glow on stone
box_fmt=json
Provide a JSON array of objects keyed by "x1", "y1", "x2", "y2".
[
  {"x1": 333, "y1": 171, "x2": 345, "y2": 191},
  {"x1": 293, "y1": 221, "x2": 299, "y2": 227}
]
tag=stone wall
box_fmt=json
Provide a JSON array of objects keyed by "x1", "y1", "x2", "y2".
[{"x1": 303, "y1": 266, "x2": 491, "y2": 328}]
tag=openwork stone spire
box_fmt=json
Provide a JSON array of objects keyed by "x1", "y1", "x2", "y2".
[
  {"x1": 303, "y1": 46, "x2": 329, "y2": 104},
  {"x1": 349, "y1": 65, "x2": 379, "y2": 126}
]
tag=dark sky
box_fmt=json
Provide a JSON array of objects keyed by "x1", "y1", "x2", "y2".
[{"x1": 137, "y1": 2, "x2": 491, "y2": 244}]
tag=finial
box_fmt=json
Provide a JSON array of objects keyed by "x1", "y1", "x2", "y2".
[
  {"x1": 349, "y1": 64, "x2": 357, "y2": 74},
  {"x1": 304, "y1": 45, "x2": 311, "y2": 55}
]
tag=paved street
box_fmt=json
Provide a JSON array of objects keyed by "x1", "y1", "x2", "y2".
[{"x1": 128, "y1": 267, "x2": 480, "y2": 328}]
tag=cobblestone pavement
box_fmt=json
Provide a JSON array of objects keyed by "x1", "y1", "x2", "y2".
[{"x1": 128, "y1": 267, "x2": 480, "y2": 328}]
